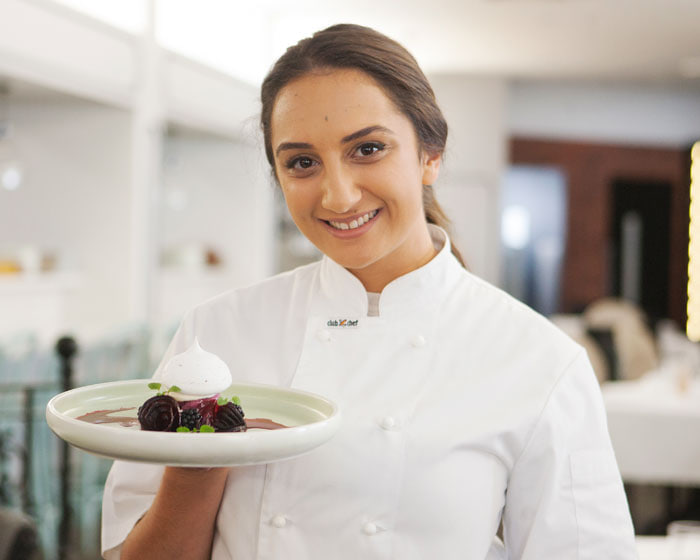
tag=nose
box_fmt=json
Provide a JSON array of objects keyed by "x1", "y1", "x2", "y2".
[{"x1": 320, "y1": 163, "x2": 362, "y2": 214}]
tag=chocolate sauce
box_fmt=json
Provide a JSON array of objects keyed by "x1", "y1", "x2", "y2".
[
  {"x1": 76, "y1": 408, "x2": 139, "y2": 427},
  {"x1": 76, "y1": 407, "x2": 287, "y2": 430},
  {"x1": 245, "y1": 418, "x2": 288, "y2": 430}
]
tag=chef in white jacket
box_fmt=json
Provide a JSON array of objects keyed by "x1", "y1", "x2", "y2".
[{"x1": 102, "y1": 24, "x2": 638, "y2": 560}]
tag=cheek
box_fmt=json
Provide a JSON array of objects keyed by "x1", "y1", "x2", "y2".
[
  {"x1": 281, "y1": 183, "x2": 316, "y2": 220},
  {"x1": 365, "y1": 166, "x2": 424, "y2": 214}
]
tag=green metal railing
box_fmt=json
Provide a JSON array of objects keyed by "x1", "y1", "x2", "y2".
[{"x1": 0, "y1": 325, "x2": 153, "y2": 560}]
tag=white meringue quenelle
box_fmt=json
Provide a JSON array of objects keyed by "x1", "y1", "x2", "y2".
[{"x1": 159, "y1": 338, "x2": 232, "y2": 401}]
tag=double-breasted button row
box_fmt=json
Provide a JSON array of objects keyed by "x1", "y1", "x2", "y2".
[{"x1": 270, "y1": 515, "x2": 381, "y2": 536}]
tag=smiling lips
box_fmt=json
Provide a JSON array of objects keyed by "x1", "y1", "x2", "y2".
[{"x1": 326, "y1": 209, "x2": 379, "y2": 231}]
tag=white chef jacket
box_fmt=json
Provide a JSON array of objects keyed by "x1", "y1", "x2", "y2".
[{"x1": 102, "y1": 226, "x2": 637, "y2": 559}]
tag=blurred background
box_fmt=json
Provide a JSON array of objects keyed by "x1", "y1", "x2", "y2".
[{"x1": 1, "y1": 0, "x2": 699, "y2": 558}]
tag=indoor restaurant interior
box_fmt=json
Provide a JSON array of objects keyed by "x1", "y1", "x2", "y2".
[{"x1": 1, "y1": 1, "x2": 700, "y2": 559}]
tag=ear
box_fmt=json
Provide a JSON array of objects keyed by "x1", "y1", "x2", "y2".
[{"x1": 421, "y1": 151, "x2": 441, "y2": 186}]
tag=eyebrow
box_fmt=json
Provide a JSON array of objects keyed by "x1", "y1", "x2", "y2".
[
  {"x1": 275, "y1": 142, "x2": 312, "y2": 157},
  {"x1": 275, "y1": 125, "x2": 394, "y2": 158},
  {"x1": 341, "y1": 125, "x2": 394, "y2": 144}
]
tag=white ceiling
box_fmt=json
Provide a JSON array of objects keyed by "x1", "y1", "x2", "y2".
[
  {"x1": 45, "y1": 0, "x2": 700, "y2": 86},
  {"x1": 258, "y1": 0, "x2": 700, "y2": 83}
]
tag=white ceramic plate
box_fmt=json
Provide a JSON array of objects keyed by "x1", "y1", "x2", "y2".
[{"x1": 46, "y1": 379, "x2": 341, "y2": 467}]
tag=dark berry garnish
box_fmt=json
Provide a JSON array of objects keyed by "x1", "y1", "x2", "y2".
[
  {"x1": 180, "y1": 396, "x2": 218, "y2": 426},
  {"x1": 137, "y1": 395, "x2": 180, "y2": 432},
  {"x1": 213, "y1": 402, "x2": 247, "y2": 432},
  {"x1": 180, "y1": 408, "x2": 202, "y2": 431}
]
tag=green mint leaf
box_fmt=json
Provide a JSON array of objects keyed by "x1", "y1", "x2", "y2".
[
  {"x1": 232, "y1": 396, "x2": 241, "y2": 406},
  {"x1": 199, "y1": 425, "x2": 215, "y2": 433},
  {"x1": 176, "y1": 426, "x2": 191, "y2": 433},
  {"x1": 217, "y1": 397, "x2": 229, "y2": 406},
  {"x1": 148, "y1": 382, "x2": 161, "y2": 390},
  {"x1": 169, "y1": 385, "x2": 181, "y2": 393}
]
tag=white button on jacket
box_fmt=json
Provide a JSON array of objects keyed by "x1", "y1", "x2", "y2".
[
  {"x1": 379, "y1": 416, "x2": 396, "y2": 430},
  {"x1": 271, "y1": 515, "x2": 287, "y2": 529},
  {"x1": 410, "y1": 334, "x2": 426, "y2": 348},
  {"x1": 102, "y1": 226, "x2": 637, "y2": 560}
]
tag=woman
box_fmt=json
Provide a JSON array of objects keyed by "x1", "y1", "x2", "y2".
[{"x1": 103, "y1": 24, "x2": 637, "y2": 559}]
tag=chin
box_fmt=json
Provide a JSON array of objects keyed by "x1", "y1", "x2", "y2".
[{"x1": 327, "y1": 251, "x2": 382, "y2": 272}]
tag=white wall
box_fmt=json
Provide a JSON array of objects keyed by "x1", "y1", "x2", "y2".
[
  {"x1": 0, "y1": 98, "x2": 134, "y2": 341},
  {"x1": 0, "y1": 103, "x2": 277, "y2": 345},
  {"x1": 156, "y1": 130, "x2": 275, "y2": 328},
  {"x1": 0, "y1": 0, "x2": 135, "y2": 108},
  {"x1": 509, "y1": 80, "x2": 700, "y2": 147},
  {"x1": 430, "y1": 75, "x2": 509, "y2": 285}
]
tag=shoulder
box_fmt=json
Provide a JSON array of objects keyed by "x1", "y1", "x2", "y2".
[
  {"x1": 446, "y1": 268, "x2": 586, "y2": 388},
  {"x1": 456, "y1": 268, "x2": 577, "y2": 347}
]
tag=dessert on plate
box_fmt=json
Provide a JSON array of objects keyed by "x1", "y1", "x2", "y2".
[{"x1": 137, "y1": 338, "x2": 246, "y2": 433}]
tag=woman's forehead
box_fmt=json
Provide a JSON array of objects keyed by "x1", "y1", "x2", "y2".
[{"x1": 270, "y1": 68, "x2": 406, "y2": 143}]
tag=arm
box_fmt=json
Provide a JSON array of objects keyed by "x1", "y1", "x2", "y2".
[
  {"x1": 503, "y1": 351, "x2": 637, "y2": 559},
  {"x1": 120, "y1": 467, "x2": 229, "y2": 560}
]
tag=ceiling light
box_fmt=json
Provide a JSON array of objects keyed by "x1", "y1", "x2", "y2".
[
  {"x1": 0, "y1": 123, "x2": 24, "y2": 192},
  {"x1": 501, "y1": 205, "x2": 531, "y2": 250},
  {"x1": 1, "y1": 163, "x2": 23, "y2": 191}
]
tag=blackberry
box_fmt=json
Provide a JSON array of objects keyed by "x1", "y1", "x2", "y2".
[{"x1": 180, "y1": 408, "x2": 202, "y2": 431}]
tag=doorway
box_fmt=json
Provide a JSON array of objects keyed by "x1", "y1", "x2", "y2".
[{"x1": 610, "y1": 179, "x2": 671, "y2": 324}]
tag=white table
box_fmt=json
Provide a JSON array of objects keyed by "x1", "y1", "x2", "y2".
[
  {"x1": 602, "y1": 373, "x2": 700, "y2": 486},
  {"x1": 637, "y1": 535, "x2": 700, "y2": 559},
  {"x1": 637, "y1": 536, "x2": 675, "y2": 559},
  {"x1": 637, "y1": 536, "x2": 671, "y2": 559}
]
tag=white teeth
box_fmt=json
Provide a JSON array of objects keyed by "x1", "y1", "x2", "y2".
[{"x1": 328, "y1": 209, "x2": 378, "y2": 230}]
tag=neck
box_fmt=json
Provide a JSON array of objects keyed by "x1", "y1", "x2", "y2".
[{"x1": 348, "y1": 228, "x2": 438, "y2": 293}]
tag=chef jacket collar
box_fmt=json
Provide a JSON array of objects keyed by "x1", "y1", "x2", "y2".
[{"x1": 318, "y1": 225, "x2": 463, "y2": 319}]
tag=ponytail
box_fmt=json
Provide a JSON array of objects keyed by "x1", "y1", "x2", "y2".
[{"x1": 423, "y1": 185, "x2": 467, "y2": 268}]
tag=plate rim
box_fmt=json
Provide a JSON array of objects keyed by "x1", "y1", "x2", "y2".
[
  {"x1": 45, "y1": 378, "x2": 342, "y2": 466},
  {"x1": 46, "y1": 378, "x2": 339, "y2": 433}
]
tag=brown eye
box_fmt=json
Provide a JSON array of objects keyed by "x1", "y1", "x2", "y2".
[
  {"x1": 354, "y1": 142, "x2": 385, "y2": 158},
  {"x1": 287, "y1": 156, "x2": 316, "y2": 170}
]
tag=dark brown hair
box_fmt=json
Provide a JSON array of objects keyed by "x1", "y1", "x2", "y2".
[{"x1": 260, "y1": 23, "x2": 466, "y2": 267}]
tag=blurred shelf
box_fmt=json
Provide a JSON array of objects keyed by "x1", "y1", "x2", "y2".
[
  {"x1": 0, "y1": 270, "x2": 82, "y2": 292},
  {"x1": 0, "y1": 0, "x2": 258, "y2": 140},
  {"x1": 0, "y1": 271, "x2": 82, "y2": 346}
]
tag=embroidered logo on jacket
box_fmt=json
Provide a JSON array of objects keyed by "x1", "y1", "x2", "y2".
[{"x1": 327, "y1": 318, "x2": 359, "y2": 328}]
